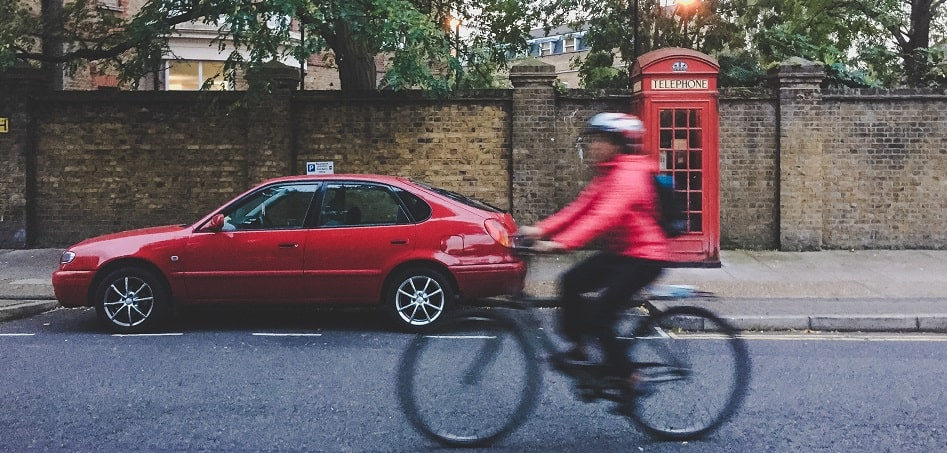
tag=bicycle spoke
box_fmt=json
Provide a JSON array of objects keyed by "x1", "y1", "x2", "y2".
[
  {"x1": 626, "y1": 306, "x2": 750, "y2": 441},
  {"x1": 397, "y1": 311, "x2": 540, "y2": 447}
]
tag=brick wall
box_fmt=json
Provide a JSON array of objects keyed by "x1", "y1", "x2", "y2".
[
  {"x1": 821, "y1": 89, "x2": 947, "y2": 248},
  {"x1": 293, "y1": 91, "x2": 512, "y2": 209},
  {"x1": 3, "y1": 60, "x2": 947, "y2": 250},
  {"x1": 718, "y1": 88, "x2": 779, "y2": 249},
  {"x1": 31, "y1": 92, "x2": 259, "y2": 245}
]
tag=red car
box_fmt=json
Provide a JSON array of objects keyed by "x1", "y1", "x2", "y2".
[{"x1": 52, "y1": 174, "x2": 526, "y2": 333}]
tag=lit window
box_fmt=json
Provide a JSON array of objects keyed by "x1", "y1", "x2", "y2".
[{"x1": 166, "y1": 60, "x2": 231, "y2": 91}]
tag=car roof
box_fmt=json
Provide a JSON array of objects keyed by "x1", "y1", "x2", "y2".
[{"x1": 259, "y1": 174, "x2": 411, "y2": 186}]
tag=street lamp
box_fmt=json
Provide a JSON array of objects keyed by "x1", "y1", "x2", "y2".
[
  {"x1": 675, "y1": 0, "x2": 697, "y2": 48},
  {"x1": 448, "y1": 16, "x2": 462, "y2": 55},
  {"x1": 632, "y1": 0, "x2": 640, "y2": 60}
]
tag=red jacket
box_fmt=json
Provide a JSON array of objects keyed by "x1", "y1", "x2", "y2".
[{"x1": 536, "y1": 154, "x2": 669, "y2": 262}]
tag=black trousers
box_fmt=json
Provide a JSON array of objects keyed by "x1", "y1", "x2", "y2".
[{"x1": 559, "y1": 253, "x2": 664, "y2": 372}]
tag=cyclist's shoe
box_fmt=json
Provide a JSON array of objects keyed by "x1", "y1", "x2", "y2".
[
  {"x1": 610, "y1": 373, "x2": 652, "y2": 416},
  {"x1": 626, "y1": 372, "x2": 655, "y2": 397}
]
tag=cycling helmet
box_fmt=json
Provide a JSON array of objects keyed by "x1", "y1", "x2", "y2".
[
  {"x1": 580, "y1": 113, "x2": 645, "y2": 156},
  {"x1": 583, "y1": 113, "x2": 645, "y2": 141}
]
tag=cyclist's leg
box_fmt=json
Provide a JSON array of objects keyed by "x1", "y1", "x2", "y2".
[
  {"x1": 558, "y1": 253, "x2": 611, "y2": 347},
  {"x1": 595, "y1": 258, "x2": 664, "y2": 374}
]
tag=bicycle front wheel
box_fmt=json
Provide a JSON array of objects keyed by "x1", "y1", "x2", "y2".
[
  {"x1": 626, "y1": 306, "x2": 750, "y2": 441},
  {"x1": 397, "y1": 309, "x2": 541, "y2": 447}
]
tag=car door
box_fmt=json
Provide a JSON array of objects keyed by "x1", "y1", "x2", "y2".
[
  {"x1": 304, "y1": 182, "x2": 417, "y2": 302},
  {"x1": 182, "y1": 182, "x2": 320, "y2": 303}
]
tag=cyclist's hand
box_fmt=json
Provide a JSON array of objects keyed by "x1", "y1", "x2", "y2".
[
  {"x1": 517, "y1": 225, "x2": 543, "y2": 239},
  {"x1": 532, "y1": 240, "x2": 565, "y2": 253}
]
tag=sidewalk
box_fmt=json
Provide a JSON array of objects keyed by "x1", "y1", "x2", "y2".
[
  {"x1": 523, "y1": 249, "x2": 947, "y2": 333},
  {"x1": 3, "y1": 248, "x2": 947, "y2": 332},
  {"x1": 0, "y1": 249, "x2": 62, "y2": 322}
]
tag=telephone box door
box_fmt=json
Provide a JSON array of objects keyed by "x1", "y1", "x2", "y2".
[{"x1": 646, "y1": 100, "x2": 719, "y2": 263}]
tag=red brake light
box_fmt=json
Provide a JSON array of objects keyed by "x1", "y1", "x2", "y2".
[{"x1": 484, "y1": 219, "x2": 512, "y2": 248}]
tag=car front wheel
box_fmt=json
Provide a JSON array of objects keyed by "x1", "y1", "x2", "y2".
[
  {"x1": 387, "y1": 267, "x2": 454, "y2": 332},
  {"x1": 94, "y1": 267, "x2": 170, "y2": 334}
]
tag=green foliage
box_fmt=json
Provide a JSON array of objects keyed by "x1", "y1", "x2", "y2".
[
  {"x1": 576, "y1": 50, "x2": 628, "y2": 89},
  {"x1": 717, "y1": 52, "x2": 765, "y2": 87},
  {"x1": 742, "y1": 0, "x2": 947, "y2": 87},
  {"x1": 543, "y1": 0, "x2": 748, "y2": 88},
  {"x1": 1, "y1": 0, "x2": 540, "y2": 92}
]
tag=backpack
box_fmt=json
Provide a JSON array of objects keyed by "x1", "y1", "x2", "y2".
[{"x1": 653, "y1": 174, "x2": 687, "y2": 238}]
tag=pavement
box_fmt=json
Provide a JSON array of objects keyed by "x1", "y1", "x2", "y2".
[{"x1": 3, "y1": 248, "x2": 947, "y2": 332}]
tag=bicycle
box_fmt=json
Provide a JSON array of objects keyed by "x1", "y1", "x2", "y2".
[{"x1": 396, "y1": 239, "x2": 751, "y2": 447}]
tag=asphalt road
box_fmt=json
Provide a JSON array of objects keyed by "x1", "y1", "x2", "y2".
[{"x1": 2, "y1": 307, "x2": 946, "y2": 452}]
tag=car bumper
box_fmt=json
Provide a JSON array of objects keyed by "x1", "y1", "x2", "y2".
[
  {"x1": 451, "y1": 261, "x2": 527, "y2": 298},
  {"x1": 52, "y1": 270, "x2": 95, "y2": 307}
]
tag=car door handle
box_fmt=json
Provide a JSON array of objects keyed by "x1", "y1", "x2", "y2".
[
  {"x1": 278, "y1": 242, "x2": 299, "y2": 248},
  {"x1": 390, "y1": 239, "x2": 408, "y2": 245}
]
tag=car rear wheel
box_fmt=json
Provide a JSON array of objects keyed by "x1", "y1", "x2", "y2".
[
  {"x1": 94, "y1": 267, "x2": 170, "y2": 334},
  {"x1": 387, "y1": 267, "x2": 454, "y2": 332}
]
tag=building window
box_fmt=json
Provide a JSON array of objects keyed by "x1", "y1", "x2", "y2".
[
  {"x1": 540, "y1": 41, "x2": 555, "y2": 56},
  {"x1": 564, "y1": 37, "x2": 577, "y2": 53},
  {"x1": 97, "y1": 0, "x2": 122, "y2": 11},
  {"x1": 165, "y1": 60, "x2": 231, "y2": 90}
]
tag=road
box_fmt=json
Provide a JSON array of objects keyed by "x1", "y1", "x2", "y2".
[{"x1": 2, "y1": 307, "x2": 946, "y2": 452}]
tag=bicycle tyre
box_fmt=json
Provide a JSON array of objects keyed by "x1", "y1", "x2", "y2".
[
  {"x1": 397, "y1": 309, "x2": 541, "y2": 447},
  {"x1": 625, "y1": 306, "x2": 750, "y2": 441}
]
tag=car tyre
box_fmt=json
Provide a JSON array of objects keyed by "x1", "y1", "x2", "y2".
[
  {"x1": 386, "y1": 267, "x2": 454, "y2": 332},
  {"x1": 94, "y1": 267, "x2": 170, "y2": 334}
]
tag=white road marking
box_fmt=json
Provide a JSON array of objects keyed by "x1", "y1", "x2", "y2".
[
  {"x1": 252, "y1": 333, "x2": 323, "y2": 337},
  {"x1": 112, "y1": 333, "x2": 184, "y2": 337},
  {"x1": 423, "y1": 335, "x2": 498, "y2": 339},
  {"x1": 674, "y1": 332, "x2": 947, "y2": 342},
  {"x1": 0, "y1": 333, "x2": 35, "y2": 337}
]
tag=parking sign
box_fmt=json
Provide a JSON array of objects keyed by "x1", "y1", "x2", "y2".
[{"x1": 306, "y1": 161, "x2": 334, "y2": 175}]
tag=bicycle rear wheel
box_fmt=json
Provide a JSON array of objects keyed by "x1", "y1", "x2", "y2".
[
  {"x1": 397, "y1": 309, "x2": 541, "y2": 447},
  {"x1": 625, "y1": 306, "x2": 750, "y2": 440}
]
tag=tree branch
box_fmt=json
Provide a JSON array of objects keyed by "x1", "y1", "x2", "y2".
[{"x1": 14, "y1": 7, "x2": 202, "y2": 64}]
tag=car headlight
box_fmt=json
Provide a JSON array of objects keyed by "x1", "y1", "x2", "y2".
[{"x1": 60, "y1": 251, "x2": 76, "y2": 265}]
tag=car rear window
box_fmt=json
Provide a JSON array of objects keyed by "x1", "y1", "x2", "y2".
[{"x1": 409, "y1": 181, "x2": 505, "y2": 214}]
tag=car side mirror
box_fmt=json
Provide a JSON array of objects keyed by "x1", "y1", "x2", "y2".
[{"x1": 203, "y1": 214, "x2": 226, "y2": 232}]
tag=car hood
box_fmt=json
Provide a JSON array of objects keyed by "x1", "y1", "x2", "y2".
[{"x1": 71, "y1": 225, "x2": 187, "y2": 247}]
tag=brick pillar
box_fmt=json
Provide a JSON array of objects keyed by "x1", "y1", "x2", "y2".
[
  {"x1": 509, "y1": 59, "x2": 558, "y2": 225},
  {"x1": 773, "y1": 58, "x2": 825, "y2": 251},
  {"x1": 243, "y1": 61, "x2": 300, "y2": 182},
  {"x1": 0, "y1": 67, "x2": 48, "y2": 248}
]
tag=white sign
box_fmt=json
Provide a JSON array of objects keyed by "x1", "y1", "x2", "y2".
[
  {"x1": 651, "y1": 79, "x2": 709, "y2": 90},
  {"x1": 306, "y1": 161, "x2": 334, "y2": 175}
]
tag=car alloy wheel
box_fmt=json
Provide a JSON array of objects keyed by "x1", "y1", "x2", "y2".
[
  {"x1": 94, "y1": 267, "x2": 169, "y2": 333},
  {"x1": 390, "y1": 268, "x2": 453, "y2": 331}
]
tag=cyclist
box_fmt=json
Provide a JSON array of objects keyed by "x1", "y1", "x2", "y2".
[{"x1": 518, "y1": 112, "x2": 669, "y2": 386}]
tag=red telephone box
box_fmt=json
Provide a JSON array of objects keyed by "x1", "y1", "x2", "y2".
[{"x1": 631, "y1": 48, "x2": 720, "y2": 266}]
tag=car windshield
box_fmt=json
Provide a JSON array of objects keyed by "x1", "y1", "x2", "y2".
[{"x1": 410, "y1": 180, "x2": 505, "y2": 213}]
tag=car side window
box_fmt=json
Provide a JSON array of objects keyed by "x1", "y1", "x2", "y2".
[
  {"x1": 392, "y1": 187, "x2": 432, "y2": 222},
  {"x1": 318, "y1": 183, "x2": 411, "y2": 227},
  {"x1": 222, "y1": 183, "x2": 319, "y2": 231}
]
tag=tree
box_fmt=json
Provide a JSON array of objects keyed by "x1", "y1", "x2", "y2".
[
  {"x1": 543, "y1": 0, "x2": 747, "y2": 89},
  {"x1": 743, "y1": 0, "x2": 947, "y2": 86},
  {"x1": 0, "y1": 0, "x2": 541, "y2": 92}
]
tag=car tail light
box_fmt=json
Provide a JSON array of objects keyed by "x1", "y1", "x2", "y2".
[{"x1": 484, "y1": 219, "x2": 512, "y2": 248}]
